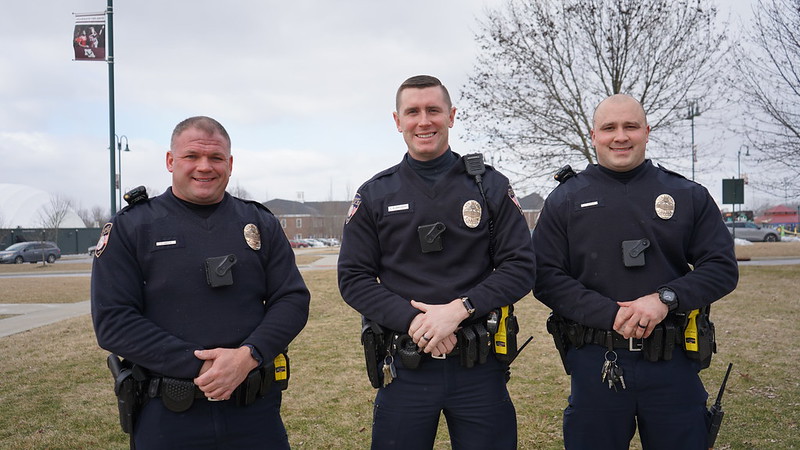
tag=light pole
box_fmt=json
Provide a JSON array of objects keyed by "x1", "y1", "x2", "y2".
[
  {"x1": 686, "y1": 100, "x2": 701, "y2": 181},
  {"x1": 733, "y1": 145, "x2": 750, "y2": 239},
  {"x1": 115, "y1": 135, "x2": 130, "y2": 210}
]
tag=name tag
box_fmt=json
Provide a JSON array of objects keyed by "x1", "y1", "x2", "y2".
[
  {"x1": 388, "y1": 204, "x2": 409, "y2": 213},
  {"x1": 580, "y1": 201, "x2": 599, "y2": 208},
  {"x1": 156, "y1": 240, "x2": 177, "y2": 247}
]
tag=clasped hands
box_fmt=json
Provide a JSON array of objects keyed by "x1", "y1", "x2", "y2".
[
  {"x1": 193, "y1": 346, "x2": 258, "y2": 401},
  {"x1": 407, "y1": 298, "x2": 470, "y2": 357},
  {"x1": 613, "y1": 292, "x2": 669, "y2": 339}
]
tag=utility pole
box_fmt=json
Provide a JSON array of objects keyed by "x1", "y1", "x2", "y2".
[
  {"x1": 686, "y1": 100, "x2": 701, "y2": 181},
  {"x1": 106, "y1": 0, "x2": 117, "y2": 217}
]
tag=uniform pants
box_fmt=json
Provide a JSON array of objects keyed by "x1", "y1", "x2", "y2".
[
  {"x1": 371, "y1": 354, "x2": 516, "y2": 450},
  {"x1": 563, "y1": 345, "x2": 709, "y2": 450},
  {"x1": 133, "y1": 387, "x2": 289, "y2": 450}
]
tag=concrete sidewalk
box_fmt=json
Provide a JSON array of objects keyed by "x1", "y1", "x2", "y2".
[
  {"x1": 0, "y1": 301, "x2": 90, "y2": 338},
  {"x1": 0, "y1": 252, "x2": 339, "y2": 338}
]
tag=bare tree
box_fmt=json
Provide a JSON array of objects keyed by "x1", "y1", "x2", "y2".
[
  {"x1": 91, "y1": 205, "x2": 109, "y2": 227},
  {"x1": 459, "y1": 0, "x2": 728, "y2": 188},
  {"x1": 37, "y1": 194, "x2": 74, "y2": 246},
  {"x1": 731, "y1": 0, "x2": 800, "y2": 198},
  {"x1": 227, "y1": 181, "x2": 253, "y2": 200}
]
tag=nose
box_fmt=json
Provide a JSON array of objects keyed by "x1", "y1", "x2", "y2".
[
  {"x1": 418, "y1": 112, "x2": 432, "y2": 126},
  {"x1": 196, "y1": 156, "x2": 213, "y2": 171},
  {"x1": 612, "y1": 127, "x2": 628, "y2": 142}
]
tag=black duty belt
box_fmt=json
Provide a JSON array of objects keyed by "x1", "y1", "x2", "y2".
[{"x1": 584, "y1": 328, "x2": 644, "y2": 352}]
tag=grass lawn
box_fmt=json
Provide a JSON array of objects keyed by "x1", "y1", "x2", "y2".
[{"x1": 0, "y1": 244, "x2": 798, "y2": 448}]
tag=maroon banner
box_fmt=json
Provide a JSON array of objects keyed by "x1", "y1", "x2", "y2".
[{"x1": 73, "y1": 12, "x2": 106, "y2": 61}]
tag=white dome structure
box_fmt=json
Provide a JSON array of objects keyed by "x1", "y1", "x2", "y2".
[{"x1": 0, "y1": 183, "x2": 86, "y2": 228}]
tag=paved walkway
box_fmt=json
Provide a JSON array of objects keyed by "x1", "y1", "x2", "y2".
[{"x1": 0, "y1": 252, "x2": 339, "y2": 339}]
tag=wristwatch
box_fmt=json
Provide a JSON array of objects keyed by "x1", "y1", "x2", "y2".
[
  {"x1": 657, "y1": 287, "x2": 679, "y2": 312},
  {"x1": 460, "y1": 296, "x2": 476, "y2": 317},
  {"x1": 243, "y1": 344, "x2": 263, "y2": 366}
]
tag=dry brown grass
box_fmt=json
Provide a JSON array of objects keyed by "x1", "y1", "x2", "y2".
[
  {"x1": 0, "y1": 262, "x2": 92, "y2": 274},
  {"x1": 1, "y1": 252, "x2": 798, "y2": 448},
  {"x1": 0, "y1": 277, "x2": 90, "y2": 304},
  {"x1": 734, "y1": 241, "x2": 800, "y2": 260}
]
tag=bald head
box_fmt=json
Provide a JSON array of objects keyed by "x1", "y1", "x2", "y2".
[
  {"x1": 590, "y1": 94, "x2": 650, "y2": 172},
  {"x1": 592, "y1": 94, "x2": 647, "y2": 128}
]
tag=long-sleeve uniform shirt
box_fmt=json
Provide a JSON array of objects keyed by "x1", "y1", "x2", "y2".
[
  {"x1": 338, "y1": 152, "x2": 536, "y2": 332},
  {"x1": 533, "y1": 161, "x2": 738, "y2": 330},
  {"x1": 91, "y1": 188, "x2": 310, "y2": 379}
]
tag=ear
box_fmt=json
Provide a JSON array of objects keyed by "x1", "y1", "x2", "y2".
[
  {"x1": 448, "y1": 107, "x2": 457, "y2": 128},
  {"x1": 166, "y1": 151, "x2": 174, "y2": 173},
  {"x1": 392, "y1": 111, "x2": 401, "y2": 132}
]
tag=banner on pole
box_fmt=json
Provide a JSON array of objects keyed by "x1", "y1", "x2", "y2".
[{"x1": 73, "y1": 12, "x2": 106, "y2": 61}]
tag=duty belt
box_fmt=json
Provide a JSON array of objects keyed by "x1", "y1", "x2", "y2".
[
  {"x1": 148, "y1": 366, "x2": 273, "y2": 412},
  {"x1": 583, "y1": 328, "x2": 644, "y2": 352},
  {"x1": 555, "y1": 315, "x2": 681, "y2": 363}
]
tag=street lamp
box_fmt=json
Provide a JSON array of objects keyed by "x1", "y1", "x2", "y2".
[
  {"x1": 737, "y1": 145, "x2": 749, "y2": 180},
  {"x1": 115, "y1": 135, "x2": 130, "y2": 210},
  {"x1": 686, "y1": 100, "x2": 701, "y2": 181}
]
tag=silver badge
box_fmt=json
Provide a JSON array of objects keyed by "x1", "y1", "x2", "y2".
[
  {"x1": 462, "y1": 200, "x2": 482, "y2": 228},
  {"x1": 655, "y1": 194, "x2": 675, "y2": 220},
  {"x1": 244, "y1": 224, "x2": 261, "y2": 250}
]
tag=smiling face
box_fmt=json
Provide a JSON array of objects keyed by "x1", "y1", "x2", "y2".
[
  {"x1": 591, "y1": 94, "x2": 650, "y2": 172},
  {"x1": 393, "y1": 85, "x2": 456, "y2": 162},
  {"x1": 166, "y1": 126, "x2": 232, "y2": 205}
]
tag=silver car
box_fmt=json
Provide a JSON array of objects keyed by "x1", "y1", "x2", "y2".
[
  {"x1": 725, "y1": 222, "x2": 780, "y2": 242},
  {"x1": 0, "y1": 241, "x2": 62, "y2": 264}
]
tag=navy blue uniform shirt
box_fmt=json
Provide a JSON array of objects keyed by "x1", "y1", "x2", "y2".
[
  {"x1": 91, "y1": 188, "x2": 310, "y2": 379},
  {"x1": 338, "y1": 151, "x2": 535, "y2": 332},
  {"x1": 533, "y1": 161, "x2": 738, "y2": 330}
]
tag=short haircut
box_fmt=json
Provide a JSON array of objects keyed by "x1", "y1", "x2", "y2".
[
  {"x1": 592, "y1": 94, "x2": 648, "y2": 128},
  {"x1": 395, "y1": 75, "x2": 452, "y2": 111},
  {"x1": 170, "y1": 116, "x2": 231, "y2": 150}
]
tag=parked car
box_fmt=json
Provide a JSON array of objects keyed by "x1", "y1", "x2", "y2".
[
  {"x1": 0, "y1": 241, "x2": 62, "y2": 264},
  {"x1": 289, "y1": 240, "x2": 309, "y2": 248},
  {"x1": 302, "y1": 239, "x2": 327, "y2": 248},
  {"x1": 726, "y1": 222, "x2": 780, "y2": 242}
]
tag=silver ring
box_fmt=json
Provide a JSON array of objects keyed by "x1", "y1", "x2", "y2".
[
  {"x1": 637, "y1": 323, "x2": 647, "y2": 329},
  {"x1": 422, "y1": 335, "x2": 431, "y2": 341},
  {"x1": 208, "y1": 397, "x2": 223, "y2": 402}
]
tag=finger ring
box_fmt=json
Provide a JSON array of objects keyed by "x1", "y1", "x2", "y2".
[
  {"x1": 637, "y1": 323, "x2": 647, "y2": 329},
  {"x1": 422, "y1": 335, "x2": 431, "y2": 341}
]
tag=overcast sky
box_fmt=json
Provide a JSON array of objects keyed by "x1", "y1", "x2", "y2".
[{"x1": 1, "y1": 0, "x2": 766, "y2": 216}]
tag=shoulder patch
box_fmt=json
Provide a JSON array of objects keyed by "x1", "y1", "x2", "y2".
[
  {"x1": 94, "y1": 222, "x2": 113, "y2": 258},
  {"x1": 507, "y1": 186, "x2": 523, "y2": 215},
  {"x1": 345, "y1": 193, "x2": 362, "y2": 225}
]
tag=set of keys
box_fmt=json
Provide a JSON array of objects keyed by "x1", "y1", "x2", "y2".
[
  {"x1": 382, "y1": 355, "x2": 397, "y2": 387},
  {"x1": 601, "y1": 351, "x2": 626, "y2": 391}
]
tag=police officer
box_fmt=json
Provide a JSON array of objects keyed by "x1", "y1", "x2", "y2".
[
  {"x1": 91, "y1": 116, "x2": 310, "y2": 449},
  {"x1": 337, "y1": 75, "x2": 536, "y2": 449},
  {"x1": 532, "y1": 94, "x2": 739, "y2": 449}
]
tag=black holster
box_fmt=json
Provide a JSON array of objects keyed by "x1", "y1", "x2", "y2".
[
  {"x1": 106, "y1": 354, "x2": 147, "y2": 435},
  {"x1": 361, "y1": 316, "x2": 387, "y2": 388},
  {"x1": 546, "y1": 313, "x2": 572, "y2": 375},
  {"x1": 683, "y1": 306, "x2": 716, "y2": 369}
]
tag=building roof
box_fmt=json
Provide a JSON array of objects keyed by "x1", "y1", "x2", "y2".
[
  {"x1": 518, "y1": 192, "x2": 544, "y2": 210},
  {"x1": 0, "y1": 183, "x2": 86, "y2": 228}
]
